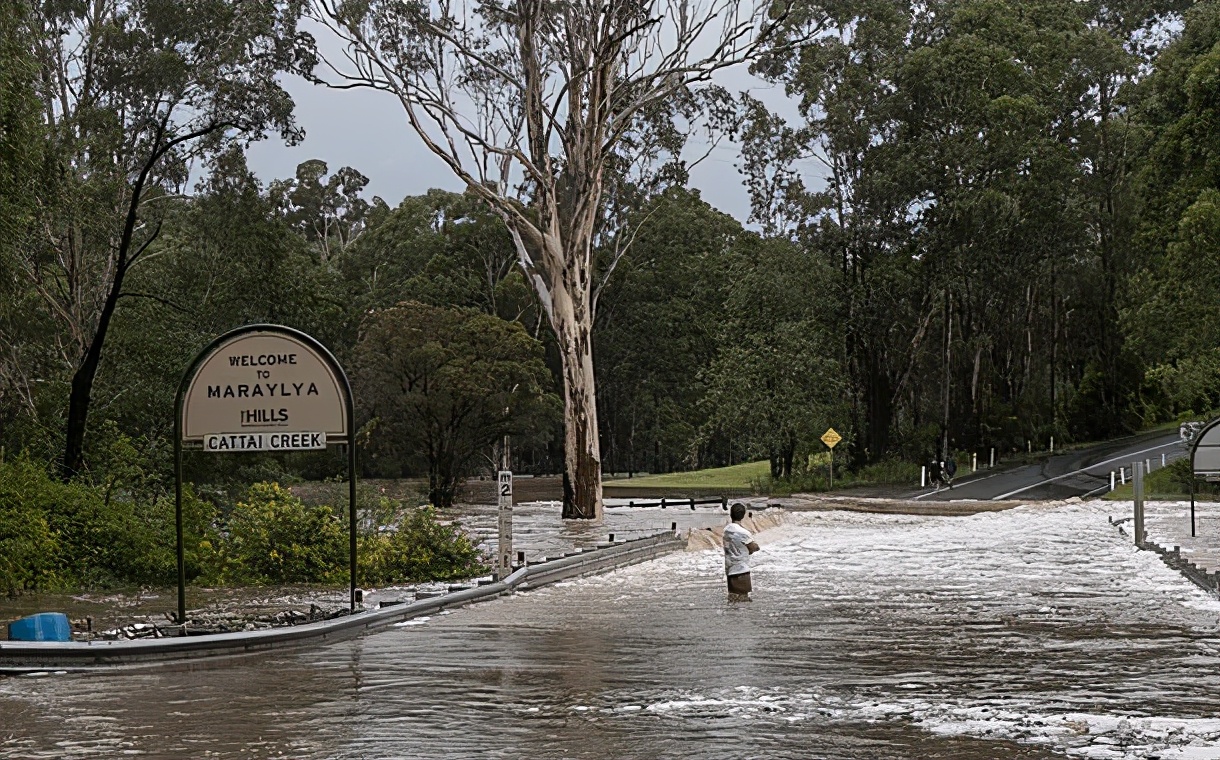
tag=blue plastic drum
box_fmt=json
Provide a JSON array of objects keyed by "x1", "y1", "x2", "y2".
[{"x1": 7, "y1": 612, "x2": 72, "y2": 642}]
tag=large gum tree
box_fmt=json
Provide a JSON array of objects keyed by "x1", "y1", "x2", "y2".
[{"x1": 311, "y1": 0, "x2": 801, "y2": 518}]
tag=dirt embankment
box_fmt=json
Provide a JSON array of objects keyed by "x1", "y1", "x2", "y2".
[{"x1": 777, "y1": 494, "x2": 1030, "y2": 516}]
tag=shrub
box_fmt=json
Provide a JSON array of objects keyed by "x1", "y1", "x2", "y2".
[
  {"x1": 853, "y1": 459, "x2": 922, "y2": 485},
  {"x1": 218, "y1": 482, "x2": 348, "y2": 585},
  {"x1": 0, "y1": 459, "x2": 62, "y2": 595},
  {"x1": 1160, "y1": 456, "x2": 1220, "y2": 497},
  {"x1": 0, "y1": 459, "x2": 485, "y2": 592},
  {"x1": 0, "y1": 456, "x2": 171, "y2": 589},
  {"x1": 0, "y1": 456, "x2": 224, "y2": 592},
  {"x1": 359, "y1": 507, "x2": 487, "y2": 586}
]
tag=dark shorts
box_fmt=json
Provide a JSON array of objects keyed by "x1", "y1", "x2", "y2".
[{"x1": 727, "y1": 572, "x2": 752, "y2": 594}]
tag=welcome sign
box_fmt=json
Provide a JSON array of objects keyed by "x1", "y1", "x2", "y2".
[
  {"x1": 173, "y1": 324, "x2": 359, "y2": 621},
  {"x1": 181, "y1": 330, "x2": 348, "y2": 446}
]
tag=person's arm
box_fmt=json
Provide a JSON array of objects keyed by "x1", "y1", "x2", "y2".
[{"x1": 747, "y1": 541, "x2": 760, "y2": 554}]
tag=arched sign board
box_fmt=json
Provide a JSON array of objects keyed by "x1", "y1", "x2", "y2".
[
  {"x1": 1187, "y1": 417, "x2": 1220, "y2": 537},
  {"x1": 174, "y1": 325, "x2": 357, "y2": 625}
]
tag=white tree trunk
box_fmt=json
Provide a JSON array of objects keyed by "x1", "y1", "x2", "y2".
[{"x1": 551, "y1": 281, "x2": 603, "y2": 520}]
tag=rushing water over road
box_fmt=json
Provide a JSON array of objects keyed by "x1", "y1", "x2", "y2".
[{"x1": 5, "y1": 502, "x2": 1220, "y2": 759}]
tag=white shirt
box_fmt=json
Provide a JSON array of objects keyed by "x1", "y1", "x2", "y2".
[{"x1": 723, "y1": 522, "x2": 754, "y2": 576}]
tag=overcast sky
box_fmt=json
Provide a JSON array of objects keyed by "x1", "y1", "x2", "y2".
[{"x1": 243, "y1": 63, "x2": 805, "y2": 226}]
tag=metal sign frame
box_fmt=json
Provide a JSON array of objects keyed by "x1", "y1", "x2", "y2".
[
  {"x1": 173, "y1": 324, "x2": 358, "y2": 626},
  {"x1": 1188, "y1": 416, "x2": 1220, "y2": 538}
]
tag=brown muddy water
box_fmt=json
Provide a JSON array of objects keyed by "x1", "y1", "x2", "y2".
[{"x1": 4, "y1": 502, "x2": 1220, "y2": 759}]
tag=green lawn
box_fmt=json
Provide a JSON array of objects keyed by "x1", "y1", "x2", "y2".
[{"x1": 605, "y1": 460, "x2": 770, "y2": 490}]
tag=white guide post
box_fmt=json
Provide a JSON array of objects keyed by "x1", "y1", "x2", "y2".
[{"x1": 1134, "y1": 462, "x2": 1145, "y2": 546}]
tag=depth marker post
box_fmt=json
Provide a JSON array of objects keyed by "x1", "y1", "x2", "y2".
[{"x1": 497, "y1": 468, "x2": 513, "y2": 579}]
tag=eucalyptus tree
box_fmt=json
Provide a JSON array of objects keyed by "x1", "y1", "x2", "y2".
[
  {"x1": 1124, "y1": 1, "x2": 1220, "y2": 417},
  {"x1": 16, "y1": 0, "x2": 312, "y2": 479},
  {"x1": 594, "y1": 187, "x2": 741, "y2": 475},
  {"x1": 309, "y1": 0, "x2": 811, "y2": 518},
  {"x1": 340, "y1": 190, "x2": 529, "y2": 323},
  {"x1": 744, "y1": 0, "x2": 931, "y2": 461},
  {"x1": 744, "y1": 0, "x2": 1179, "y2": 457},
  {"x1": 269, "y1": 160, "x2": 389, "y2": 264},
  {"x1": 351, "y1": 302, "x2": 560, "y2": 507},
  {"x1": 701, "y1": 235, "x2": 844, "y2": 479},
  {"x1": 0, "y1": 0, "x2": 48, "y2": 446}
]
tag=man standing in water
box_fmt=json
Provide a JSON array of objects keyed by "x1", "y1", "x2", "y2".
[{"x1": 724, "y1": 503, "x2": 760, "y2": 601}]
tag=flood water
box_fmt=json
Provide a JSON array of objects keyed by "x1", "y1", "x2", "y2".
[{"x1": 4, "y1": 502, "x2": 1220, "y2": 759}]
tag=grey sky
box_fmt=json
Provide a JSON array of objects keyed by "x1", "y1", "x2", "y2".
[{"x1": 244, "y1": 66, "x2": 804, "y2": 225}]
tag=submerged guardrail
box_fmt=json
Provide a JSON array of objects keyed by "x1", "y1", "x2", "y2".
[{"x1": 0, "y1": 532, "x2": 684, "y2": 675}]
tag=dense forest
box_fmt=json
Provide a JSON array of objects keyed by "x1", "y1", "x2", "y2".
[{"x1": 3, "y1": 0, "x2": 1220, "y2": 515}]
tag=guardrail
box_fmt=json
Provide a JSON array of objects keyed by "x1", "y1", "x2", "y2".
[
  {"x1": 616, "y1": 497, "x2": 730, "y2": 510},
  {"x1": 0, "y1": 532, "x2": 684, "y2": 675}
]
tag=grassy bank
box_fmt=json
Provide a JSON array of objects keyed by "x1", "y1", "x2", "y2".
[
  {"x1": 603, "y1": 456, "x2": 922, "y2": 496},
  {"x1": 605, "y1": 460, "x2": 770, "y2": 492}
]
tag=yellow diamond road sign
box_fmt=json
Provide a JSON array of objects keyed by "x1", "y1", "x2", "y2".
[{"x1": 821, "y1": 428, "x2": 842, "y2": 448}]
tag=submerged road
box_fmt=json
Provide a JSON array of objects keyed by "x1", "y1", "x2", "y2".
[
  {"x1": 4, "y1": 504, "x2": 1220, "y2": 758},
  {"x1": 908, "y1": 431, "x2": 1187, "y2": 502}
]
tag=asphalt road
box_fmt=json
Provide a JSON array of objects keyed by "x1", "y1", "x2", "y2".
[{"x1": 906, "y1": 430, "x2": 1188, "y2": 501}]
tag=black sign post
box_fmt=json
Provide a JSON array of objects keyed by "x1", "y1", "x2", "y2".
[
  {"x1": 173, "y1": 324, "x2": 357, "y2": 629},
  {"x1": 1189, "y1": 417, "x2": 1220, "y2": 539}
]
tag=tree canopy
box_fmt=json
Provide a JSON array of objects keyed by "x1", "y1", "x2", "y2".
[
  {"x1": 2, "y1": 0, "x2": 1219, "y2": 532},
  {"x1": 352, "y1": 302, "x2": 560, "y2": 506}
]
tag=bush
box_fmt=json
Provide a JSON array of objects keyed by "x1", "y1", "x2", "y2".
[
  {"x1": 359, "y1": 506, "x2": 487, "y2": 586},
  {"x1": 0, "y1": 456, "x2": 225, "y2": 593},
  {"x1": 1161, "y1": 456, "x2": 1220, "y2": 497},
  {"x1": 216, "y1": 482, "x2": 348, "y2": 585},
  {"x1": 0, "y1": 456, "x2": 174, "y2": 589},
  {"x1": 0, "y1": 459, "x2": 485, "y2": 592},
  {"x1": 853, "y1": 459, "x2": 922, "y2": 486},
  {"x1": 0, "y1": 459, "x2": 62, "y2": 595},
  {"x1": 212, "y1": 484, "x2": 485, "y2": 587}
]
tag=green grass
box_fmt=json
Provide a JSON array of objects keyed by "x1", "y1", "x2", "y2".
[
  {"x1": 1102, "y1": 457, "x2": 1220, "y2": 501},
  {"x1": 605, "y1": 460, "x2": 771, "y2": 490}
]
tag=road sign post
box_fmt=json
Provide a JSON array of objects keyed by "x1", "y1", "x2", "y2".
[
  {"x1": 175, "y1": 325, "x2": 357, "y2": 625},
  {"x1": 821, "y1": 428, "x2": 842, "y2": 490},
  {"x1": 1186, "y1": 417, "x2": 1220, "y2": 538}
]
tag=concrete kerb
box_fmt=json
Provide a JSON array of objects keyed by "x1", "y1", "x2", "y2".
[
  {"x1": 1110, "y1": 516, "x2": 1220, "y2": 598},
  {"x1": 683, "y1": 508, "x2": 787, "y2": 551},
  {"x1": 0, "y1": 532, "x2": 684, "y2": 675}
]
